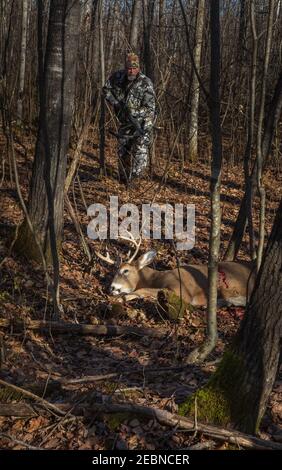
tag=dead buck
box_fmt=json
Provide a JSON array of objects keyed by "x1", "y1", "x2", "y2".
[{"x1": 97, "y1": 237, "x2": 255, "y2": 307}]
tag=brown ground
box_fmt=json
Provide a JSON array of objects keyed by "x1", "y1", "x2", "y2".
[{"x1": 0, "y1": 125, "x2": 281, "y2": 450}]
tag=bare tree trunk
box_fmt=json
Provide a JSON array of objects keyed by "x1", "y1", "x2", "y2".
[
  {"x1": 262, "y1": 69, "x2": 282, "y2": 160},
  {"x1": 237, "y1": 0, "x2": 247, "y2": 72},
  {"x1": 37, "y1": 1, "x2": 45, "y2": 83},
  {"x1": 15, "y1": 0, "x2": 81, "y2": 264},
  {"x1": 17, "y1": 0, "x2": 29, "y2": 122},
  {"x1": 256, "y1": 0, "x2": 274, "y2": 271},
  {"x1": 243, "y1": 0, "x2": 258, "y2": 260},
  {"x1": 98, "y1": 0, "x2": 105, "y2": 85},
  {"x1": 187, "y1": 0, "x2": 222, "y2": 363},
  {"x1": 187, "y1": 0, "x2": 205, "y2": 161},
  {"x1": 90, "y1": 0, "x2": 99, "y2": 77},
  {"x1": 142, "y1": 0, "x2": 155, "y2": 81},
  {"x1": 98, "y1": 0, "x2": 106, "y2": 174},
  {"x1": 107, "y1": 0, "x2": 119, "y2": 74},
  {"x1": 156, "y1": 0, "x2": 165, "y2": 76},
  {"x1": 130, "y1": 0, "x2": 142, "y2": 51}
]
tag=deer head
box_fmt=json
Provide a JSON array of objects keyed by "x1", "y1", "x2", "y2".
[
  {"x1": 94, "y1": 233, "x2": 156, "y2": 296},
  {"x1": 109, "y1": 250, "x2": 157, "y2": 295}
]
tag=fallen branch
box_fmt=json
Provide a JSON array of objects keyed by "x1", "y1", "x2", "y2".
[
  {"x1": 0, "y1": 378, "x2": 65, "y2": 416},
  {"x1": 0, "y1": 433, "x2": 43, "y2": 450},
  {"x1": 86, "y1": 403, "x2": 282, "y2": 451},
  {"x1": 65, "y1": 373, "x2": 119, "y2": 384},
  {"x1": 62, "y1": 366, "x2": 187, "y2": 384},
  {"x1": 188, "y1": 440, "x2": 216, "y2": 450},
  {"x1": 1, "y1": 398, "x2": 280, "y2": 450},
  {"x1": 0, "y1": 319, "x2": 164, "y2": 338},
  {"x1": 24, "y1": 366, "x2": 188, "y2": 387}
]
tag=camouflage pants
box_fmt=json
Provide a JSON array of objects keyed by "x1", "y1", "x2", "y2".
[{"x1": 118, "y1": 128, "x2": 152, "y2": 181}]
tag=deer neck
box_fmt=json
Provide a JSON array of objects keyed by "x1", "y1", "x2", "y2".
[{"x1": 136, "y1": 267, "x2": 172, "y2": 290}]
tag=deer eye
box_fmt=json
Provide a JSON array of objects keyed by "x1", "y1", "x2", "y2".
[{"x1": 123, "y1": 269, "x2": 129, "y2": 276}]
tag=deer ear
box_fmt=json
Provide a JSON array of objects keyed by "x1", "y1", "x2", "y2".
[{"x1": 137, "y1": 250, "x2": 157, "y2": 270}]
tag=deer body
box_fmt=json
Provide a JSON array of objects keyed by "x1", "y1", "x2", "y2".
[{"x1": 110, "y1": 251, "x2": 255, "y2": 307}]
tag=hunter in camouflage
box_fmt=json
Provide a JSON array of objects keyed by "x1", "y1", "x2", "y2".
[{"x1": 103, "y1": 53, "x2": 156, "y2": 183}]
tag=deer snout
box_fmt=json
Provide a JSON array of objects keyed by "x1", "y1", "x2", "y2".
[
  {"x1": 109, "y1": 281, "x2": 134, "y2": 296},
  {"x1": 109, "y1": 284, "x2": 121, "y2": 295}
]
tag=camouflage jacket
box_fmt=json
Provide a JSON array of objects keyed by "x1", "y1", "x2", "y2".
[{"x1": 103, "y1": 70, "x2": 156, "y2": 133}]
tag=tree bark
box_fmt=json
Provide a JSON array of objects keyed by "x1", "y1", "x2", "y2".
[
  {"x1": 15, "y1": 0, "x2": 81, "y2": 263},
  {"x1": 130, "y1": 0, "x2": 142, "y2": 51},
  {"x1": 256, "y1": 0, "x2": 274, "y2": 271},
  {"x1": 187, "y1": 0, "x2": 205, "y2": 161},
  {"x1": 187, "y1": 0, "x2": 222, "y2": 363},
  {"x1": 107, "y1": 0, "x2": 119, "y2": 74},
  {"x1": 89, "y1": 0, "x2": 99, "y2": 80},
  {"x1": 142, "y1": 0, "x2": 155, "y2": 81},
  {"x1": 99, "y1": 0, "x2": 105, "y2": 174},
  {"x1": 243, "y1": 0, "x2": 257, "y2": 261},
  {"x1": 17, "y1": 0, "x2": 29, "y2": 122},
  {"x1": 262, "y1": 70, "x2": 282, "y2": 161}
]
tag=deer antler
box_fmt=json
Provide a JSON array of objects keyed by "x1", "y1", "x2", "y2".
[
  {"x1": 93, "y1": 232, "x2": 142, "y2": 266},
  {"x1": 94, "y1": 249, "x2": 116, "y2": 265},
  {"x1": 119, "y1": 231, "x2": 142, "y2": 264}
]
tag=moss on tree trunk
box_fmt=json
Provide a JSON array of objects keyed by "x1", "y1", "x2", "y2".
[{"x1": 179, "y1": 350, "x2": 255, "y2": 429}]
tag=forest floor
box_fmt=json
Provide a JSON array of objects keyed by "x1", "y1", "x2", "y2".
[{"x1": 0, "y1": 125, "x2": 281, "y2": 450}]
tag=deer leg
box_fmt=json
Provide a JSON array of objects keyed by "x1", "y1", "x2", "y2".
[{"x1": 124, "y1": 288, "x2": 160, "y2": 302}]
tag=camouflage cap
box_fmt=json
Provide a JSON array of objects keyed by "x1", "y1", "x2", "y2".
[{"x1": 126, "y1": 52, "x2": 140, "y2": 69}]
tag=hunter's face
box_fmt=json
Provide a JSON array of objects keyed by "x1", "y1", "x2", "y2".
[{"x1": 127, "y1": 67, "x2": 139, "y2": 81}]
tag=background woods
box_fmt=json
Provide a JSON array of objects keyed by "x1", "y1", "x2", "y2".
[
  {"x1": 1, "y1": 0, "x2": 282, "y2": 166},
  {"x1": 0, "y1": 0, "x2": 281, "y2": 452}
]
